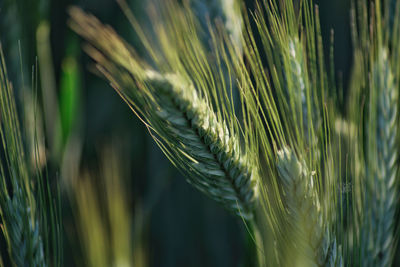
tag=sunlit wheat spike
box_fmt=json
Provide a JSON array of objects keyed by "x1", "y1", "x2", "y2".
[
  {"x1": 142, "y1": 71, "x2": 257, "y2": 219},
  {"x1": 69, "y1": 7, "x2": 258, "y2": 220},
  {"x1": 363, "y1": 48, "x2": 398, "y2": 266},
  {"x1": 276, "y1": 147, "x2": 339, "y2": 266}
]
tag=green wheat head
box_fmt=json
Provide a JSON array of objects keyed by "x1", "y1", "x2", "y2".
[
  {"x1": 0, "y1": 48, "x2": 45, "y2": 267},
  {"x1": 349, "y1": 0, "x2": 400, "y2": 265},
  {"x1": 364, "y1": 46, "x2": 398, "y2": 267},
  {"x1": 276, "y1": 147, "x2": 340, "y2": 266},
  {"x1": 69, "y1": 5, "x2": 258, "y2": 220},
  {"x1": 0, "y1": 47, "x2": 61, "y2": 267}
]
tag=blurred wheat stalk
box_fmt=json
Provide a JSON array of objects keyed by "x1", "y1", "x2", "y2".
[
  {"x1": 72, "y1": 144, "x2": 146, "y2": 267},
  {"x1": 0, "y1": 47, "x2": 62, "y2": 266}
]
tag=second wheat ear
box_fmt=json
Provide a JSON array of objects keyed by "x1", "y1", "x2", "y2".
[
  {"x1": 68, "y1": 7, "x2": 258, "y2": 220},
  {"x1": 0, "y1": 49, "x2": 51, "y2": 267},
  {"x1": 276, "y1": 147, "x2": 340, "y2": 267},
  {"x1": 362, "y1": 48, "x2": 399, "y2": 266}
]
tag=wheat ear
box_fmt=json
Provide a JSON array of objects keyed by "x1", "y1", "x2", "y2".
[
  {"x1": 0, "y1": 48, "x2": 47, "y2": 267},
  {"x1": 285, "y1": 37, "x2": 320, "y2": 145},
  {"x1": 276, "y1": 147, "x2": 341, "y2": 266},
  {"x1": 140, "y1": 71, "x2": 257, "y2": 219},
  {"x1": 1, "y1": 187, "x2": 46, "y2": 267},
  {"x1": 362, "y1": 48, "x2": 398, "y2": 266},
  {"x1": 69, "y1": 8, "x2": 258, "y2": 219}
]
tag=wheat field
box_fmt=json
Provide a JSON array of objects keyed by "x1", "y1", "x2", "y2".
[{"x1": 0, "y1": 0, "x2": 399, "y2": 266}]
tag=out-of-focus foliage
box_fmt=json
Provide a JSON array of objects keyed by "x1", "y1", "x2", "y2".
[{"x1": 72, "y1": 143, "x2": 146, "y2": 267}]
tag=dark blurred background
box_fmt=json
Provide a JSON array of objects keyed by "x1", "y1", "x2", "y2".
[{"x1": 0, "y1": 0, "x2": 353, "y2": 266}]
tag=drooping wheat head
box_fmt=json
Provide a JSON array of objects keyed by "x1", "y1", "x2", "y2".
[{"x1": 68, "y1": 3, "x2": 258, "y2": 220}]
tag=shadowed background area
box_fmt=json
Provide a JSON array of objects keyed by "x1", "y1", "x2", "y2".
[{"x1": 0, "y1": 0, "x2": 378, "y2": 266}]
